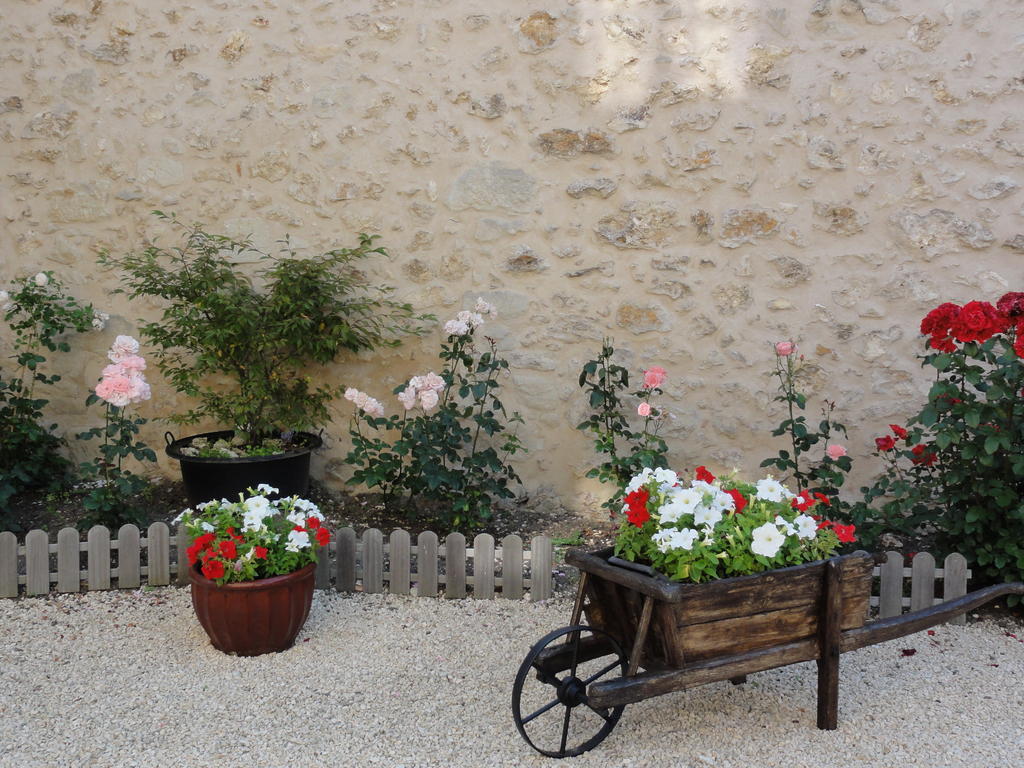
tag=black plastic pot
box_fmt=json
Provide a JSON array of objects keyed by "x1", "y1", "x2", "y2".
[{"x1": 165, "y1": 430, "x2": 323, "y2": 507}]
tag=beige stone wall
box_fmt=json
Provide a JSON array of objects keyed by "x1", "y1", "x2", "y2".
[{"x1": 1, "y1": 0, "x2": 1021, "y2": 513}]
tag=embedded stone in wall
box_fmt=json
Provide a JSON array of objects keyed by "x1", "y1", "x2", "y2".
[
  {"x1": 517, "y1": 11, "x2": 559, "y2": 53},
  {"x1": 566, "y1": 178, "x2": 617, "y2": 199},
  {"x1": 769, "y1": 256, "x2": 812, "y2": 287},
  {"x1": 607, "y1": 105, "x2": 650, "y2": 133},
  {"x1": 61, "y1": 71, "x2": 96, "y2": 104},
  {"x1": 691, "y1": 210, "x2": 714, "y2": 241},
  {"x1": 968, "y1": 177, "x2": 1019, "y2": 200},
  {"x1": 647, "y1": 278, "x2": 693, "y2": 304},
  {"x1": 474, "y1": 46, "x2": 509, "y2": 73},
  {"x1": 220, "y1": 31, "x2": 250, "y2": 62},
  {"x1": 536, "y1": 128, "x2": 614, "y2": 158},
  {"x1": 718, "y1": 207, "x2": 781, "y2": 248},
  {"x1": 48, "y1": 183, "x2": 111, "y2": 223},
  {"x1": 907, "y1": 15, "x2": 944, "y2": 51},
  {"x1": 712, "y1": 284, "x2": 753, "y2": 316},
  {"x1": 22, "y1": 105, "x2": 77, "y2": 139},
  {"x1": 595, "y1": 201, "x2": 682, "y2": 249},
  {"x1": 85, "y1": 40, "x2": 129, "y2": 64},
  {"x1": 467, "y1": 94, "x2": 508, "y2": 119},
  {"x1": 671, "y1": 108, "x2": 720, "y2": 132},
  {"x1": 447, "y1": 163, "x2": 537, "y2": 213},
  {"x1": 407, "y1": 230, "x2": 434, "y2": 252},
  {"x1": 807, "y1": 136, "x2": 846, "y2": 169},
  {"x1": 251, "y1": 150, "x2": 290, "y2": 182},
  {"x1": 137, "y1": 157, "x2": 185, "y2": 188},
  {"x1": 813, "y1": 202, "x2": 867, "y2": 236},
  {"x1": 475, "y1": 218, "x2": 530, "y2": 242},
  {"x1": 650, "y1": 80, "x2": 701, "y2": 106},
  {"x1": 616, "y1": 302, "x2": 669, "y2": 334},
  {"x1": 602, "y1": 15, "x2": 648, "y2": 45},
  {"x1": 891, "y1": 208, "x2": 996, "y2": 259},
  {"x1": 678, "y1": 143, "x2": 720, "y2": 171},
  {"x1": 505, "y1": 246, "x2": 547, "y2": 272},
  {"x1": 858, "y1": 143, "x2": 900, "y2": 174},
  {"x1": 1003, "y1": 235, "x2": 1024, "y2": 253},
  {"x1": 402, "y1": 259, "x2": 432, "y2": 282},
  {"x1": 745, "y1": 44, "x2": 791, "y2": 88}
]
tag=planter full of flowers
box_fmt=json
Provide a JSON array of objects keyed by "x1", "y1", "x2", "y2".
[{"x1": 176, "y1": 485, "x2": 330, "y2": 656}]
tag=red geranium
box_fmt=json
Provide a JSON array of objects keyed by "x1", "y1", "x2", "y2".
[
  {"x1": 832, "y1": 523, "x2": 857, "y2": 544},
  {"x1": 726, "y1": 489, "x2": 747, "y2": 514},
  {"x1": 253, "y1": 546, "x2": 269, "y2": 559},
  {"x1": 316, "y1": 527, "x2": 330, "y2": 546},
  {"x1": 951, "y1": 300, "x2": 1002, "y2": 343},
  {"x1": 305, "y1": 517, "x2": 321, "y2": 530},
  {"x1": 889, "y1": 424, "x2": 908, "y2": 440},
  {"x1": 695, "y1": 465, "x2": 715, "y2": 483},
  {"x1": 817, "y1": 518, "x2": 833, "y2": 530},
  {"x1": 624, "y1": 488, "x2": 651, "y2": 528},
  {"x1": 875, "y1": 435, "x2": 896, "y2": 451},
  {"x1": 920, "y1": 302, "x2": 961, "y2": 351},
  {"x1": 791, "y1": 490, "x2": 815, "y2": 512},
  {"x1": 219, "y1": 540, "x2": 237, "y2": 560},
  {"x1": 812, "y1": 492, "x2": 831, "y2": 506},
  {"x1": 201, "y1": 559, "x2": 226, "y2": 579}
]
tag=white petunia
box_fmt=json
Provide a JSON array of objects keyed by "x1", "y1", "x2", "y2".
[
  {"x1": 690, "y1": 480, "x2": 717, "y2": 496},
  {"x1": 171, "y1": 508, "x2": 192, "y2": 525},
  {"x1": 200, "y1": 521, "x2": 215, "y2": 532},
  {"x1": 693, "y1": 505, "x2": 723, "y2": 529},
  {"x1": 794, "y1": 514, "x2": 819, "y2": 540},
  {"x1": 652, "y1": 530, "x2": 675, "y2": 553},
  {"x1": 286, "y1": 510, "x2": 306, "y2": 526},
  {"x1": 671, "y1": 487, "x2": 703, "y2": 514},
  {"x1": 667, "y1": 528, "x2": 699, "y2": 551},
  {"x1": 774, "y1": 515, "x2": 797, "y2": 536},
  {"x1": 710, "y1": 490, "x2": 735, "y2": 514},
  {"x1": 653, "y1": 468, "x2": 678, "y2": 487},
  {"x1": 285, "y1": 529, "x2": 311, "y2": 552},
  {"x1": 751, "y1": 522, "x2": 786, "y2": 558},
  {"x1": 625, "y1": 468, "x2": 654, "y2": 494},
  {"x1": 755, "y1": 477, "x2": 788, "y2": 503},
  {"x1": 256, "y1": 483, "x2": 279, "y2": 496},
  {"x1": 656, "y1": 499, "x2": 687, "y2": 525}
]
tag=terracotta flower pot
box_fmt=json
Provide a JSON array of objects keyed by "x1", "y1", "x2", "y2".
[{"x1": 190, "y1": 562, "x2": 316, "y2": 656}]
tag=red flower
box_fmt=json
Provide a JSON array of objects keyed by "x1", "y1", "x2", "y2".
[
  {"x1": 791, "y1": 490, "x2": 815, "y2": 512},
  {"x1": 194, "y1": 533, "x2": 215, "y2": 550},
  {"x1": 624, "y1": 488, "x2": 651, "y2": 528},
  {"x1": 910, "y1": 444, "x2": 938, "y2": 467},
  {"x1": 996, "y1": 292, "x2": 1024, "y2": 321},
  {"x1": 219, "y1": 540, "x2": 237, "y2": 560},
  {"x1": 253, "y1": 546, "x2": 268, "y2": 559},
  {"x1": 695, "y1": 465, "x2": 715, "y2": 483},
  {"x1": 726, "y1": 489, "x2": 747, "y2": 514},
  {"x1": 186, "y1": 542, "x2": 202, "y2": 565},
  {"x1": 315, "y1": 527, "x2": 330, "y2": 546},
  {"x1": 226, "y1": 526, "x2": 244, "y2": 542},
  {"x1": 875, "y1": 435, "x2": 896, "y2": 451},
  {"x1": 817, "y1": 518, "x2": 833, "y2": 529},
  {"x1": 292, "y1": 525, "x2": 305, "y2": 533},
  {"x1": 1015, "y1": 321, "x2": 1024, "y2": 358},
  {"x1": 812, "y1": 492, "x2": 831, "y2": 506},
  {"x1": 920, "y1": 302, "x2": 961, "y2": 351},
  {"x1": 833, "y1": 523, "x2": 857, "y2": 543},
  {"x1": 201, "y1": 559, "x2": 225, "y2": 579},
  {"x1": 889, "y1": 424, "x2": 908, "y2": 440},
  {"x1": 305, "y1": 517, "x2": 321, "y2": 530},
  {"x1": 951, "y1": 300, "x2": 1002, "y2": 343}
]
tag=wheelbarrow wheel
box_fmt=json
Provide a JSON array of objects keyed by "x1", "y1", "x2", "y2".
[{"x1": 511, "y1": 625, "x2": 628, "y2": 758}]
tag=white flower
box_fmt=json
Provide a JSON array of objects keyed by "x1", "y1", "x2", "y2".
[
  {"x1": 652, "y1": 467, "x2": 678, "y2": 488},
  {"x1": 107, "y1": 335, "x2": 140, "y2": 363},
  {"x1": 344, "y1": 387, "x2": 360, "y2": 402},
  {"x1": 774, "y1": 515, "x2": 797, "y2": 536},
  {"x1": 0, "y1": 290, "x2": 8, "y2": 303},
  {"x1": 668, "y1": 528, "x2": 699, "y2": 551},
  {"x1": 244, "y1": 495, "x2": 272, "y2": 514},
  {"x1": 474, "y1": 297, "x2": 496, "y2": 317},
  {"x1": 419, "y1": 388, "x2": 439, "y2": 411},
  {"x1": 171, "y1": 508, "x2": 192, "y2": 525},
  {"x1": 690, "y1": 480, "x2": 717, "y2": 496},
  {"x1": 693, "y1": 504, "x2": 723, "y2": 529},
  {"x1": 293, "y1": 498, "x2": 322, "y2": 519},
  {"x1": 755, "y1": 476, "x2": 788, "y2": 503},
  {"x1": 91, "y1": 311, "x2": 109, "y2": 331},
  {"x1": 710, "y1": 490, "x2": 735, "y2": 514},
  {"x1": 625, "y1": 468, "x2": 654, "y2": 494},
  {"x1": 652, "y1": 530, "x2": 674, "y2": 553},
  {"x1": 671, "y1": 487, "x2": 703, "y2": 514},
  {"x1": 200, "y1": 521, "x2": 215, "y2": 532},
  {"x1": 443, "y1": 319, "x2": 470, "y2": 336},
  {"x1": 794, "y1": 514, "x2": 819, "y2": 540},
  {"x1": 456, "y1": 309, "x2": 484, "y2": 328},
  {"x1": 34, "y1": 272, "x2": 49, "y2": 287},
  {"x1": 255, "y1": 483, "x2": 279, "y2": 496},
  {"x1": 751, "y1": 522, "x2": 786, "y2": 558},
  {"x1": 286, "y1": 529, "x2": 311, "y2": 551}
]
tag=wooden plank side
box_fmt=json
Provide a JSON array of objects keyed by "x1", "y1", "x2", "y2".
[
  {"x1": 943, "y1": 553, "x2": 968, "y2": 626},
  {"x1": 0, "y1": 531, "x2": 19, "y2": 598},
  {"x1": 175, "y1": 528, "x2": 192, "y2": 586},
  {"x1": 500, "y1": 535, "x2": 523, "y2": 600},
  {"x1": 445, "y1": 533, "x2": 466, "y2": 599},
  {"x1": 25, "y1": 530, "x2": 50, "y2": 595},
  {"x1": 88, "y1": 526, "x2": 111, "y2": 591},
  {"x1": 878, "y1": 551, "x2": 904, "y2": 619},
  {"x1": 416, "y1": 531, "x2": 438, "y2": 598},
  {"x1": 147, "y1": 523, "x2": 170, "y2": 586},
  {"x1": 530, "y1": 536, "x2": 552, "y2": 601},
  {"x1": 910, "y1": 552, "x2": 936, "y2": 612},
  {"x1": 57, "y1": 528, "x2": 80, "y2": 593},
  {"x1": 389, "y1": 530, "x2": 411, "y2": 595},
  {"x1": 336, "y1": 527, "x2": 356, "y2": 593},
  {"x1": 117, "y1": 525, "x2": 141, "y2": 589},
  {"x1": 362, "y1": 529, "x2": 383, "y2": 594},
  {"x1": 472, "y1": 533, "x2": 494, "y2": 599}
]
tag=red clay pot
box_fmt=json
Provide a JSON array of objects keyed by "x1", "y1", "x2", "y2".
[{"x1": 190, "y1": 563, "x2": 316, "y2": 656}]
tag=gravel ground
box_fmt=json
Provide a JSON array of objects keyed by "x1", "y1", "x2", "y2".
[{"x1": 1, "y1": 588, "x2": 1022, "y2": 768}]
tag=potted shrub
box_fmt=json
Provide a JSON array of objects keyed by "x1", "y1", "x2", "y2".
[
  {"x1": 99, "y1": 212, "x2": 427, "y2": 505},
  {"x1": 175, "y1": 485, "x2": 330, "y2": 655}
]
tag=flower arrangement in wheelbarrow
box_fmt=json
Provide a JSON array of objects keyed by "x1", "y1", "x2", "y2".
[
  {"x1": 174, "y1": 485, "x2": 330, "y2": 656},
  {"x1": 612, "y1": 465, "x2": 856, "y2": 582}
]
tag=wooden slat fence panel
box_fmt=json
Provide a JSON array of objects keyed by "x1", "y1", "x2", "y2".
[
  {"x1": 445, "y1": 533, "x2": 466, "y2": 599},
  {"x1": 944, "y1": 553, "x2": 969, "y2": 626},
  {"x1": 315, "y1": 538, "x2": 331, "y2": 590},
  {"x1": 416, "y1": 531, "x2": 438, "y2": 598},
  {"x1": 0, "y1": 532, "x2": 17, "y2": 598},
  {"x1": 25, "y1": 530, "x2": 49, "y2": 596},
  {"x1": 910, "y1": 552, "x2": 935, "y2": 612},
  {"x1": 87, "y1": 526, "x2": 111, "y2": 590},
  {"x1": 148, "y1": 523, "x2": 171, "y2": 587},
  {"x1": 501, "y1": 534, "x2": 523, "y2": 600},
  {"x1": 336, "y1": 527, "x2": 356, "y2": 593},
  {"x1": 175, "y1": 528, "x2": 191, "y2": 586},
  {"x1": 878, "y1": 551, "x2": 903, "y2": 619},
  {"x1": 473, "y1": 534, "x2": 495, "y2": 599},
  {"x1": 118, "y1": 525, "x2": 140, "y2": 589},
  {"x1": 57, "y1": 528, "x2": 80, "y2": 593},
  {"x1": 390, "y1": 530, "x2": 411, "y2": 596},
  {"x1": 531, "y1": 535, "x2": 552, "y2": 602},
  {"x1": 362, "y1": 529, "x2": 383, "y2": 594}
]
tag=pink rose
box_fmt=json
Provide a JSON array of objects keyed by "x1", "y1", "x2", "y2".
[
  {"x1": 421, "y1": 371, "x2": 445, "y2": 392},
  {"x1": 637, "y1": 402, "x2": 652, "y2": 417},
  {"x1": 118, "y1": 355, "x2": 146, "y2": 373},
  {"x1": 419, "y1": 389, "x2": 439, "y2": 412},
  {"x1": 108, "y1": 335, "x2": 140, "y2": 363},
  {"x1": 775, "y1": 341, "x2": 796, "y2": 356},
  {"x1": 397, "y1": 387, "x2": 418, "y2": 411},
  {"x1": 96, "y1": 374, "x2": 135, "y2": 407},
  {"x1": 826, "y1": 444, "x2": 847, "y2": 460},
  {"x1": 642, "y1": 366, "x2": 667, "y2": 390}
]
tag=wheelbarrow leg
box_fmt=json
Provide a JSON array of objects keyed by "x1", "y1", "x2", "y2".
[{"x1": 817, "y1": 559, "x2": 842, "y2": 730}]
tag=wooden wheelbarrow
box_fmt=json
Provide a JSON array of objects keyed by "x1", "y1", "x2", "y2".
[{"x1": 511, "y1": 547, "x2": 1024, "y2": 758}]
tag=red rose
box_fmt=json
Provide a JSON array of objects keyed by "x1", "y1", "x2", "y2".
[
  {"x1": 920, "y1": 302, "x2": 961, "y2": 351},
  {"x1": 695, "y1": 465, "x2": 715, "y2": 483},
  {"x1": 832, "y1": 523, "x2": 857, "y2": 544},
  {"x1": 725, "y1": 489, "x2": 748, "y2": 514},
  {"x1": 219, "y1": 540, "x2": 237, "y2": 560},
  {"x1": 1015, "y1": 321, "x2": 1024, "y2": 358},
  {"x1": 996, "y1": 292, "x2": 1024, "y2": 321},
  {"x1": 875, "y1": 436, "x2": 896, "y2": 451},
  {"x1": 253, "y1": 546, "x2": 268, "y2": 559},
  {"x1": 316, "y1": 527, "x2": 330, "y2": 546},
  {"x1": 305, "y1": 517, "x2": 321, "y2": 530},
  {"x1": 201, "y1": 559, "x2": 225, "y2": 579},
  {"x1": 889, "y1": 424, "x2": 908, "y2": 440},
  {"x1": 624, "y1": 488, "x2": 651, "y2": 528},
  {"x1": 951, "y1": 300, "x2": 1002, "y2": 343},
  {"x1": 911, "y1": 444, "x2": 938, "y2": 467}
]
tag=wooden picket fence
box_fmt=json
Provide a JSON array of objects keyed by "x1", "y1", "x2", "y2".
[
  {"x1": 0, "y1": 524, "x2": 553, "y2": 601},
  {"x1": 871, "y1": 550, "x2": 972, "y2": 625}
]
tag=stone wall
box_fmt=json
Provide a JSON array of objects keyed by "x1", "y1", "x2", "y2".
[{"x1": 1, "y1": 0, "x2": 1021, "y2": 513}]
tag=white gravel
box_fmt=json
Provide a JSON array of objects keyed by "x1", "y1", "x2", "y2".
[{"x1": 1, "y1": 588, "x2": 1022, "y2": 768}]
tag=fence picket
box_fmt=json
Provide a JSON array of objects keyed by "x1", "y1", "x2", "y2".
[
  {"x1": 315, "y1": 534, "x2": 331, "y2": 590},
  {"x1": 118, "y1": 525, "x2": 141, "y2": 589},
  {"x1": 416, "y1": 531, "x2": 438, "y2": 598},
  {"x1": 910, "y1": 552, "x2": 935, "y2": 612},
  {"x1": 473, "y1": 534, "x2": 495, "y2": 599},
  {"x1": 530, "y1": 535, "x2": 552, "y2": 602},
  {"x1": 148, "y1": 523, "x2": 170, "y2": 586},
  {"x1": 337, "y1": 527, "x2": 356, "y2": 593},
  {"x1": 0, "y1": 532, "x2": 18, "y2": 598},
  {"x1": 501, "y1": 535, "x2": 523, "y2": 599},
  {"x1": 362, "y1": 529, "x2": 383, "y2": 594},
  {"x1": 175, "y1": 528, "x2": 191, "y2": 586},
  {"x1": 445, "y1": 533, "x2": 466, "y2": 599},
  {"x1": 88, "y1": 526, "x2": 111, "y2": 590},
  {"x1": 57, "y1": 528, "x2": 80, "y2": 593},
  {"x1": 390, "y1": 530, "x2": 411, "y2": 595},
  {"x1": 878, "y1": 551, "x2": 903, "y2": 619},
  {"x1": 25, "y1": 530, "x2": 49, "y2": 595},
  {"x1": 944, "y1": 553, "x2": 969, "y2": 626}
]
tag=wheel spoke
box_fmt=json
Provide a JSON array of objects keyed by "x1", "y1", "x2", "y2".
[
  {"x1": 582, "y1": 659, "x2": 622, "y2": 686},
  {"x1": 569, "y1": 630, "x2": 582, "y2": 678},
  {"x1": 585, "y1": 702, "x2": 612, "y2": 722},
  {"x1": 521, "y1": 696, "x2": 562, "y2": 726},
  {"x1": 558, "y1": 703, "x2": 572, "y2": 756}
]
